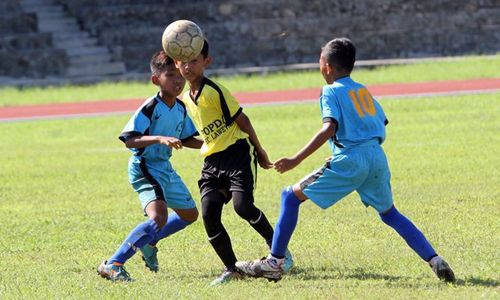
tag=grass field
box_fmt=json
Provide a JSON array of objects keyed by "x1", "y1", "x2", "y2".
[
  {"x1": 0, "y1": 54, "x2": 499, "y2": 107},
  {"x1": 0, "y1": 92, "x2": 498, "y2": 299}
]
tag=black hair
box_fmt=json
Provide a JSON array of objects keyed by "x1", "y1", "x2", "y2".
[
  {"x1": 150, "y1": 50, "x2": 174, "y2": 75},
  {"x1": 321, "y1": 38, "x2": 356, "y2": 73},
  {"x1": 200, "y1": 39, "x2": 209, "y2": 58}
]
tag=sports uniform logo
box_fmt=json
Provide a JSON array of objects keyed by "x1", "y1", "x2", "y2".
[{"x1": 201, "y1": 116, "x2": 232, "y2": 143}]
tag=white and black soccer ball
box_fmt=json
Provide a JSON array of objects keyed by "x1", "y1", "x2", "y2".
[{"x1": 162, "y1": 20, "x2": 204, "y2": 62}]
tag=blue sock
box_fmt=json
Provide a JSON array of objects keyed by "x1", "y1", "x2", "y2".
[
  {"x1": 271, "y1": 187, "x2": 302, "y2": 258},
  {"x1": 380, "y1": 206, "x2": 437, "y2": 261},
  {"x1": 108, "y1": 219, "x2": 160, "y2": 264},
  {"x1": 150, "y1": 212, "x2": 193, "y2": 244}
]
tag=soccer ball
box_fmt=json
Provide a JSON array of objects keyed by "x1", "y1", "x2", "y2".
[{"x1": 162, "y1": 20, "x2": 205, "y2": 62}]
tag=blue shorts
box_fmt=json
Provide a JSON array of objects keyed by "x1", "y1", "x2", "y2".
[
  {"x1": 300, "y1": 143, "x2": 393, "y2": 213},
  {"x1": 128, "y1": 157, "x2": 196, "y2": 211}
]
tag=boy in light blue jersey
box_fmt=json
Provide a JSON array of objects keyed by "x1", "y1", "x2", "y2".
[
  {"x1": 236, "y1": 38, "x2": 455, "y2": 282},
  {"x1": 97, "y1": 51, "x2": 203, "y2": 281}
]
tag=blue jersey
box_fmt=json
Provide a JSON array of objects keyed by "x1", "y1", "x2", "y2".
[
  {"x1": 320, "y1": 76, "x2": 388, "y2": 155},
  {"x1": 119, "y1": 94, "x2": 198, "y2": 161}
]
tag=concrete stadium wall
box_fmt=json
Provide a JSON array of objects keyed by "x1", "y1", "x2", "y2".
[
  {"x1": 2, "y1": 0, "x2": 499, "y2": 78},
  {"x1": 0, "y1": 0, "x2": 68, "y2": 78}
]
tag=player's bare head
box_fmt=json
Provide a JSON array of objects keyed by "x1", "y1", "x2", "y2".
[
  {"x1": 321, "y1": 38, "x2": 356, "y2": 74},
  {"x1": 150, "y1": 50, "x2": 175, "y2": 75}
]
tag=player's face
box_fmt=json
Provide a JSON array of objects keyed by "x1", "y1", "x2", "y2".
[
  {"x1": 156, "y1": 64, "x2": 186, "y2": 97},
  {"x1": 175, "y1": 54, "x2": 211, "y2": 83}
]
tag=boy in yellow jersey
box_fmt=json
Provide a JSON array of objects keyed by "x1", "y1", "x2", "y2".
[{"x1": 175, "y1": 40, "x2": 292, "y2": 285}]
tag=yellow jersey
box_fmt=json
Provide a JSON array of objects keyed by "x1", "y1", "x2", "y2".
[{"x1": 181, "y1": 77, "x2": 248, "y2": 157}]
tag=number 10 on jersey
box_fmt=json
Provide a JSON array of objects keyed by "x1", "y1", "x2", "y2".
[{"x1": 348, "y1": 88, "x2": 376, "y2": 117}]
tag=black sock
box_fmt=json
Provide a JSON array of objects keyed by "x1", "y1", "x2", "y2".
[
  {"x1": 249, "y1": 210, "x2": 275, "y2": 247},
  {"x1": 208, "y1": 227, "x2": 237, "y2": 268}
]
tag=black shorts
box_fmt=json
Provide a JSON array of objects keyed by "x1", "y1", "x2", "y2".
[{"x1": 199, "y1": 138, "x2": 257, "y2": 202}]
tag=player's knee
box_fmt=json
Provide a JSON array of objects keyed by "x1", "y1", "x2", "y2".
[
  {"x1": 201, "y1": 201, "x2": 219, "y2": 226},
  {"x1": 281, "y1": 186, "x2": 301, "y2": 207},
  {"x1": 150, "y1": 214, "x2": 167, "y2": 229},
  {"x1": 234, "y1": 201, "x2": 257, "y2": 220},
  {"x1": 182, "y1": 208, "x2": 199, "y2": 223},
  {"x1": 379, "y1": 205, "x2": 398, "y2": 225},
  {"x1": 233, "y1": 192, "x2": 259, "y2": 221}
]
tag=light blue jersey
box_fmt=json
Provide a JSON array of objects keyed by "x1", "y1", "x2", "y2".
[
  {"x1": 119, "y1": 94, "x2": 198, "y2": 210},
  {"x1": 302, "y1": 76, "x2": 393, "y2": 213},
  {"x1": 119, "y1": 94, "x2": 198, "y2": 161},
  {"x1": 320, "y1": 76, "x2": 388, "y2": 155}
]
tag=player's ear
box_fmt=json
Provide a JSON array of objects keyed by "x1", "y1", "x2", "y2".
[
  {"x1": 326, "y1": 63, "x2": 334, "y2": 75},
  {"x1": 151, "y1": 74, "x2": 160, "y2": 86},
  {"x1": 204, "y1": 55, "x2": 212, "y2": 66}
]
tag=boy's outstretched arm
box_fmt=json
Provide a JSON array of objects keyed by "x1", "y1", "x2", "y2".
[
  {"x1": 125, "y1": 135, "x2": 183, "y2": 150},
  {"x1": 235, "y1": 112, "x2": 273, "y2": 169},
  {"x1": 182, "y1": 136, "x2": 204, "y2": 149},
  {"x1": 274, "y1": 121, "x2": 335, "y2": 173}
]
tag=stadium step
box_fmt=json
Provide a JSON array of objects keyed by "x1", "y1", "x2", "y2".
[
  {"x1": 66, "y1": 62, "x2": 127, "y2": 78},
  {"x1": 53, "y1": 37, "x2": 99, "y2": 49},
  {"x1": 19, "y1": 0, "x2": 127, "y2": 78},
  {"x1": 69, "y1": 53, "x2": 114, "y2": 66}
]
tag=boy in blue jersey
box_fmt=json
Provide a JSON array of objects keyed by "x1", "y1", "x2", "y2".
[
  {"x1": 97, "y1": 51, "x2": 203, "y2": 281},
  {"x1": 236, "y1": 38, "x2": 455, "y2": 282}
]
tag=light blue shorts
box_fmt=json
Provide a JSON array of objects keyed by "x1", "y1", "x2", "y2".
[
  {"x1": 300, "y1": 144, "x2": 393, "y2": 213},
  {"x1": 128, "y1": 157, "x2": 196, "y2": 211}
]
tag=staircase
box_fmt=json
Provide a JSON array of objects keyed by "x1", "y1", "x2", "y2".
[{"x1": 20, "y1": 0, "x2": 126, "y2": 78}]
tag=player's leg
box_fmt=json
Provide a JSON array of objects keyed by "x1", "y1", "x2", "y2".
[
  {"x1": 157, "y1": 207, "x2": 198, "y2": 239},
  {"x1": 137, "y1": 199, "x2": 168, "y2": 272},
  {"x1": 359, "y1": 145, "x2": 455, "y2": 282},
  {"x1": 150, "y1": 175, "x2": 199, "y2": 242},
  {"x1": 379, "y1": 205, "x2": 455, "y2": 281},
  {"x1": 237, "y1": 157, "x2": 362, "y2": 280},
  {"x1": 97, "y1": 217, "x2": 161, "y2": 281},
  {"x1": 107, "y1": 201, "x2": 163, "y2": 266},
  {"x1": 202, "y1": 189, "x2": 242, "y2": 285},
  {"x1": 236, "y1": 184, "x2": 305, "y2": 280},
  {"x1": 98, "y1": 159, "x2": 164, "y2": 281},
  {"x1": 232, "y1": 191, "x2": 274, "y2": 247},
  {"x1": 270, "y1": 184, "x2": 306, "y2": 258},
  {"x1": 141, "y1": 173, "x2": 199, "y2": 272}
]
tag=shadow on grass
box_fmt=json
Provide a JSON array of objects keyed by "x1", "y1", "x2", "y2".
[
  {"x1": 289, "y1": 266, "x2": 499, "y2": 287},
  {"x1": 453, "y1": 277, "x2": 499, "y2": 287},
  {"x1": 193, "y1": 266, "x2": 499, "y2": 288},
  {"x1": 289, "y1": 266, "x2": 410, "y2": 282}
]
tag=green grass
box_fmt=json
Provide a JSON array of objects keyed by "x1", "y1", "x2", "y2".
[
  {"x1": 0, "y1": 54, "x2": 499, "y2": 107},
  {"x1": 0, "y1": 93, "x2": 498, "y2": 299}
]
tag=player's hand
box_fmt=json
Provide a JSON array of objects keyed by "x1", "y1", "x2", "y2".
[
  {"x1": 274, "y1": 157, "x2": 300, "y2": 173},
  {"x1": 257, "y1": 149, "x2": 273, "y2": 169},
  {"x1": 159, "y1": 136, "x2": 183, "y2": 150}
]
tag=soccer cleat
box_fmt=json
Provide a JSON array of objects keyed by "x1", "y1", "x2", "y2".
[
  {"x1": 283, "y1": 249, "x2": 294, "y2": 273},
  {"x1": 140, "y1": 244, "x2": 159, "y2": 272},
  {"x1": 429, "y1": 256, "x2": 455, "y2": 282},
  {"x1": 97, "y1": 260, "x2": 133, "y2": 282},
  {"x1": 209, "y1": 267, "x2": 243, "y2": 286},
  {"x1": 236, "y1": 255, "x2": 283, "y2": 281}
]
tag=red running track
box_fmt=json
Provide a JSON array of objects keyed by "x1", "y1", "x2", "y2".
[{"x1": 1, "y1": 78, "x2": 499, "y2": 122}]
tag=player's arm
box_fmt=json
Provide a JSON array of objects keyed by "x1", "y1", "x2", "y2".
[
  {"x1": 181, "y1": 136, "x2": 203, "y2": 149},
  {"x1": 124, "y1": 135, "x2": 183, "y2": 150},
  {"x1": 235, "y1": 112, "x2": 273, "y2": 169},
  {"x1": 274, "y1": 121, "x2": 336, "y2": 173}
]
